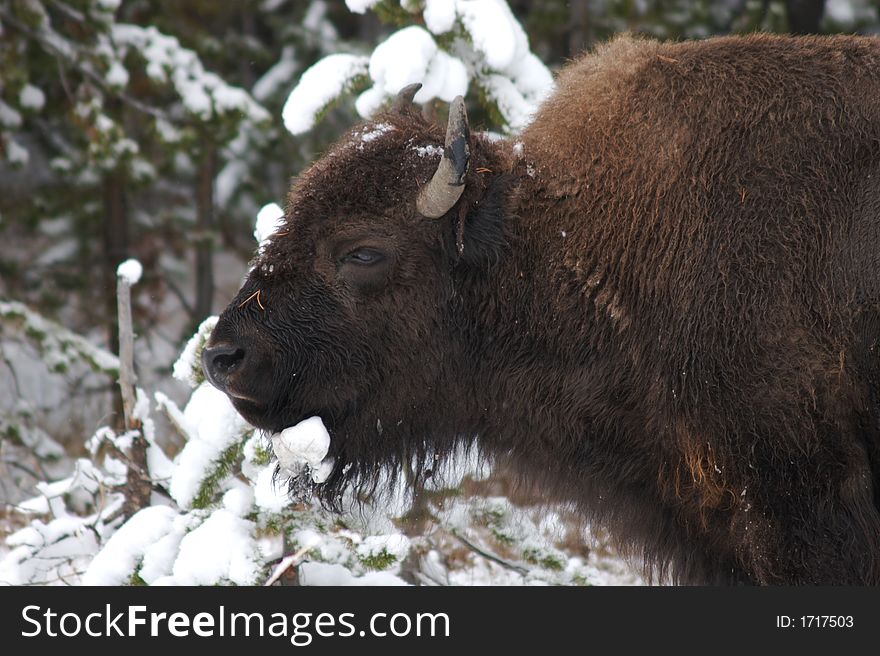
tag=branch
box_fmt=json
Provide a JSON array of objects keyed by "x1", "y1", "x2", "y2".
[
  {"x1": 450, "y1": 530, "x2": 530, "y2": 576},
  {"x1": 115, "y1": 266, "x2": 151, "y2": 517},
  {"x1": 0, "y1": 6, "x2": 168, "y2": 121},
  {"x1": 116, "y1": 272, "x2": 137, "y2": 429},
  {"x1": 162, "y1": 273, "x2": 195, "y2": 318},
  {"x1": 263, "y1": 544, "x2": 313, "y2": 586}
]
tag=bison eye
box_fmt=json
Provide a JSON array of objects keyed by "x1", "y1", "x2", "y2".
[
  {"x1": 334, "y1": 243, "x2": 393, "y2": 294},
  {"x1": 342, "y1": 248, "x2": 385, "y2": 266}
]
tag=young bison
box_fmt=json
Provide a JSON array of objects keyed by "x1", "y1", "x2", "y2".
[{"x1": 204, "y1": 34, "x2": 880, "y2": 585}]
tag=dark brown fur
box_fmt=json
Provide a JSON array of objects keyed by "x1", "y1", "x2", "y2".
[{"x1": 206, "y1": 34, "x2": 880, "y2": 585}]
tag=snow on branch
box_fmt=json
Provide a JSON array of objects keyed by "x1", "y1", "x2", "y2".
[
  {"x1": 282, "y1": 0, "x2": 553, "y2": 135},
  {"x1": 0, "y1": 300, "x2": 119, "y2": 376},
  {"x1": 282, "y1": 54, "x2": 369, "y2": 135}
]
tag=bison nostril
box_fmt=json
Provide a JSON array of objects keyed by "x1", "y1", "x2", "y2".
[
  {"x1": 202, "y1": 344, "x2": 246, "y2": 391},
  {"x1": 213, "y1": 348, "x2": 245, "y2": 374}
]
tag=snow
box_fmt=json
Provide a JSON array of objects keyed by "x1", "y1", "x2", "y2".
[
  {"x1": 5, "y1": 137, "x2": 29, "y2": 166},
  {"x1": 288, "y1": 0, "x2": 551, "y2": 131},
  {"x1": 353, "y1": 25, "x2": 470, "y2": 118},
  {"x1": 420, "y1": 50, "x2": 469, "y2": 102},
  {"x1": 112, "y1": 25, "x2": 269, "y2": 124},
  {"x1": 413, "y1": 143, "x2": 443, "y2": 158},
  {"x1": 81, "y1": 506, "x2": 177, "y2": 585},
  {"x1": 105, "y1": 60, "x2": 130, "y2": 88},
  {"x1": 169, "y1": 384, "x2": 251, "y2": 508},
  {"x1": 303, "y1": 1, "x2": 339, "y2": 44},
  {"x1": 357, "y1": 534, "x2": 411, "y2": 563},
  {"x1": 354, "y1": 86, "x2": 386, "y2": 119},
  {"x1": 172, "y1": 315, "x2": 218, "y2": 387},
  {"x1": 424, "y1": 0, "x2": 457, "y2": 34},
  {"x1": 154, "y1": 117, "x2": 181, "y2": 143},
  {"x1": 19, "y1": 84, "x2": 46, "y2": 111},
  {"x1": 169, "y1": 508, "x2": 261, "y2": 585},
  {"x1": 254, "y1": 202, "x2": 285, "y2": 246},
  {"x1": 139, "y1": 523, "x2": 186, "y2": 583},
  {"x1": 0, "y1": 99, "x2": 22, "y2": 127},
  {"x1": 344, "y1": 0, "x2": 380, "y2": 12},
  {"x1": 252, "y1": 46, "x2": 298, "y2": 102},
  {"x1": 223, "y1": 485, "x2": 255, "y2": 517},
  {"x1": 826, "y1": 0, "x2": 856, "y2": 23},
  {"x1": 0, "y1": 300, "x2": 120, "y2": 375},
  {"x1": 253, "y1": 463, "x2": 290, "y2": 512},
  {"x1": 282, "y1": 54, "x2": 369, "y2": 135},
  {"x1": 271, "y1": 416, "x2": 333, "y2": 483},
  {"x1": 295, "y1": 529, "x2": 324, "y2": 550},
  {"x1": 299, "y1": 562, "x2": 408, "y2": 586},
  {"x1": 116, "y1": 258, "x2": 143, "y2": 285},
  {"x1": 458, "y1": 0, "x2": 521, "y2": 70},
  {"x1": 359, "y1": 122, "x2": 392, "y2": 143},
  {"x1": 369, "y1": 27, "x2": 437, "y2": 100}
]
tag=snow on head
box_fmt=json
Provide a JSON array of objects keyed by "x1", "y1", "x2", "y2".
[
  {"x1": 272, "y1": 416, "x2": 334, "y2": 483},
  {"x1": 359, "y1": 122, "x2": 392, "y2": 143},
  {"x1": 282, "y1": 54, "x2": 369, "y2": 135},
  {"x1": 116, "y1": 258, "x2": 143, "y2": 285},
  {"x1": 352, "y1": 122, "x2": 394, "y2": 152},
  {"x1": 412, "y1": 143, "x2": 443, "y2": 158}
]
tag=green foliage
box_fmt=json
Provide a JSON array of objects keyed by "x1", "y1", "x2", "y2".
[
  {"x1": 358, "y1": 549, "x2": 398, "y2": 571},
  {"x1": 190, "y1": 439, "x2": 245, "y2": 510}
]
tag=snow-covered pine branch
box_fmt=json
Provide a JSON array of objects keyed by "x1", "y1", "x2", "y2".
[{"x1": 283, "y1": 0, "x2": 554, "y2": 136}]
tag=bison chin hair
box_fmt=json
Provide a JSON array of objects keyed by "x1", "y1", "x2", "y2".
[{"x1": 270, "y1": 430, "x2": 486, "y2": 513}]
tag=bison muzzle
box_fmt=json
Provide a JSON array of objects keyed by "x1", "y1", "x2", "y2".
[{"x1": 204, "y1": 33, "x2": 880, "y2": 585}]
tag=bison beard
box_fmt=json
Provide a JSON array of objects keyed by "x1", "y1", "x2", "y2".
[{"x1": 205, "y1": 33, "x2": 880, "y2": 585}]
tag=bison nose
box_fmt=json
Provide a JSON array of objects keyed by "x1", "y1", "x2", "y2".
[{"x1": 202, "y1": 344, "x2": 246, "y2": 391}]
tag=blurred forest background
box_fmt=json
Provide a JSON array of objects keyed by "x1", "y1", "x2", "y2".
[{"x1": 1, "y1": 0, "x2": 879, "y2": 584}]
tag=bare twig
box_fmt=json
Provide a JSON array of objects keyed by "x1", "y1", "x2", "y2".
[
  {"x1": 155, "y1": 395, "x2": 193, "y2": 445},
  {"x1": 264, "y1": 544, "x2": 314, "y2": 586},
  {"x1": 162, "y1": 274, "x2": 195, "y2": 318},
  {"x1": 116, "y1": 274, "x2": 137, "y2": 429},
  {"x1": 116, "y1": 269, "x2": 151, "y2": 517},
  {"x1": 451, "y1": 530, "x2": 529, "y2": 576},
  {"x1": 50, "y1": 0, "x2": 86, "y2": 22}
]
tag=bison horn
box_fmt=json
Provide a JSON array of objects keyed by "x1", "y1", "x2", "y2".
[
  {"x1": 417, "y1": 96, "x2": 470, "y2": 218},
  {"x1": 391, "y1": 83, "x2": 422, "y2": 114}
]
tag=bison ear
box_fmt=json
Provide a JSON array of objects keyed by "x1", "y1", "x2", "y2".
[
  {"x1": 456, "y1": 173, "x2": 512, "y2": 269},
  {"x1": 417, "y1": 96, "x2": 470, "y2": 219},
  {"x1": 391, "y1": 83, "x2": 422, "y2": 114}
]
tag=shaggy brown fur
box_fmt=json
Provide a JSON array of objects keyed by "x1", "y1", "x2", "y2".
[{"x1": 205, "y1": 33, "x2": 880, "y2": 585}]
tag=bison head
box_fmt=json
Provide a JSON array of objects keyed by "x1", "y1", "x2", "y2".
[{"x1": 202, "y1": 86, "x2": 511, "y2": 505}]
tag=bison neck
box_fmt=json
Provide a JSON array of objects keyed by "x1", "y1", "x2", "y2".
[{"x1": 451, "y1": 174, "x2": 655, "y2": 511}]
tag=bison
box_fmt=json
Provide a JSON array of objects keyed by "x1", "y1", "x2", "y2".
[{"x1": 203, "y1": 33, "x2": 880, "y2": 585}]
